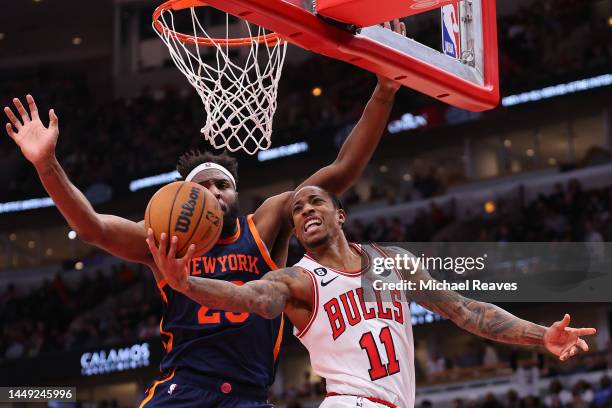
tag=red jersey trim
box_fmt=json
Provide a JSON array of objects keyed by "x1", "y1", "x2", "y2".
[
  {"x1": 294, "y1": 267, "x2": 319, "y2": 339},
  {"x1": 304, "y1": 243, "x2": 371, "y2": 277},
  {"x1": 326, "y1": 393, "x2": 397, "y2": 408}
]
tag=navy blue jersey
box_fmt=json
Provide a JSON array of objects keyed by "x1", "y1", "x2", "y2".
[{"x1": 156, "y1": 215, "x2": 283, "y2": 390}]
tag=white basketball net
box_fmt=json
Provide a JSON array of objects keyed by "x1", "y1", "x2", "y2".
[{"x1": 154, "y1": 8, "x2": 287, "y2": 155}]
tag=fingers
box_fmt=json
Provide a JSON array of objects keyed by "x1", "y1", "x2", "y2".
[
  {"x1": 159, "y1": 232, "x2": 168, "y2": 256},
  {"x1": 5, "y1": 123, "x2": 16, "y2": 139},
  {"x1": 26, "y1": 95, "x2": 39, "y2": 120},
  {"x1": 383, "y1": 21, "x2": 391, "y2": 30},
  {"x1": 167, "y1": 236, "x2": 178, "y2": 259},
  {"x1": 13, "y1": 98, "x2": 30, "y2": 124},
  {"x1": 183, "y1": 244, "x2": 196, "y2": 262},
  {"x1": 393, "y1": 19, "x2": 405, "y2": 36},
  {"x1": 4, "y1": 106, "x2": 21, "y2": 130},
  {"x1": 554, "y1": 313, "x2": 570, "y2": 329},
  {"x1": 145, "y1": 228, "x2": 160, "y2": 258},
  {"x1": 565, "y1": 327, "x2": 597, "y2": 337},
  {"x1": 560, "y1": 345, "x2": 579, "y2": 361},
  {"x1": 576, "y1": 338, "x2": 589, "y2": 352},
  {"x1": 49, "y1": 109, "x2": 58, "y2": 129}
]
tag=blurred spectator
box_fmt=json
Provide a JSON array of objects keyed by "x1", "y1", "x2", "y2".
[
  {"x1": 593, "y1": 375, "x2": 612, "y2": 407},
  {"x1": 483, "y1": 341, "x2": 500, "y2": 367},
  {"x1": 544, "y1": 380, "x2": 572, "y2": 407}
]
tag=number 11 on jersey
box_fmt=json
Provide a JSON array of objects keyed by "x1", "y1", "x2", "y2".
[{"x1": 359, "y1": 326, "x2": 400, "y2": 381}]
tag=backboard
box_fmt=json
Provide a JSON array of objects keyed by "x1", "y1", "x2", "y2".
[{"x1": 176, "y1": 0, "x2": 500, "y2": 112}]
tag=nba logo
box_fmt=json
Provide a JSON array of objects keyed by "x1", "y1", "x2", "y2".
[{"x1": 441, "y1": 2, "x2": 461, "y2": 59}]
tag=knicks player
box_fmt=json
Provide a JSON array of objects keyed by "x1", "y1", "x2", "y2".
[
  {"x1": 149, "y1": 186, "x2": 597, "y2": 408},
  {"x1": 3, "y1": 22, "x2": 405, "y2": 407}
]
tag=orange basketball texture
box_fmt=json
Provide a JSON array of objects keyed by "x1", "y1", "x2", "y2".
[{"x1": 145, "y1": 181, "x2": 223, "y2": 257}]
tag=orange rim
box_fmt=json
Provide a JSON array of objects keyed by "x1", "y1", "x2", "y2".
[{"x1": 153, "y1": 0, "x2": 283, "y2": 47}]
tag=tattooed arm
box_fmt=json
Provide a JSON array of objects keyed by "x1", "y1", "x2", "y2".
[
  {"x1": 386, "y1": 247, "x2": 596, "y2": 360},
  {"x1": 182, "y1": 267, "x2": 303, "y2": 319},
  {"x1": 145, "y1": 231, "x2": 313, "y2": 321}
]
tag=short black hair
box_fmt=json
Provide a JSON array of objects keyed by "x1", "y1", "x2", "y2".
[
  {"x1": 326, "y1": 190, "x2": 344, "y2": 211},
  {"x1": 176, "y1": 150, "x2": 238, "y2": 184}
]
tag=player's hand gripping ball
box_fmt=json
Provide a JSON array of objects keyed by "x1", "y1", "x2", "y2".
[{"x1": 145, "y1": 181, "x2": 223, "y2": 257}]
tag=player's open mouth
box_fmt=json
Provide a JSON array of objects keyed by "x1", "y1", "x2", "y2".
[{"x1": 304, "y1": 217, "x2": 322, "y2": 233}]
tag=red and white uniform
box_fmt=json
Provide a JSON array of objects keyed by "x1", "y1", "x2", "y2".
[{"x1": 294, "y1": 244, "x2": 415, "y2": 408}]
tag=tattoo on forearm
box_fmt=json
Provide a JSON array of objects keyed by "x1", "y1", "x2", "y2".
[
  {"x1": 422, "y1": 289, "x2": 545, "y2": 346},
  {"x1": 184, "y1": 267, "x2": 299, "y2": 319}
]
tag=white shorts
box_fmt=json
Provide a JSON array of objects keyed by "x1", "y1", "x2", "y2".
[{"x1": 320, "y1": 395, "x2": 395, "y2": 408}]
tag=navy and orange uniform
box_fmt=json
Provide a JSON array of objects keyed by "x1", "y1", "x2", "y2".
[{"x1": 140, "y1": 215, "x2": 283, "y2": 408}]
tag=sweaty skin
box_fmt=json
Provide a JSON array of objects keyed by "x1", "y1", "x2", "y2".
[{"x1": 149, "y1": 186, "x2": 597, "y2": 362}]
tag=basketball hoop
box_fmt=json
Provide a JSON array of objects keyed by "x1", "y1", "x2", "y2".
[{"x1": 153, "y1": 0, "x2": 287, "y2": 155}]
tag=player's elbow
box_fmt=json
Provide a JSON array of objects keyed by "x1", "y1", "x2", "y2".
[{"x1": 74, "y1": 219, "x2": 106, "y2": 246}]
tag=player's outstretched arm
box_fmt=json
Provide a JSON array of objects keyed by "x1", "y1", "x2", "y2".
[
  {"x1": 252, "y1": 21, "x2": 405, "y2": 260},
  {"x1": 386, "y1": 247, "x2": 596, "y2": 361},
  {"x1": 295, "y1": 21, "x2": 405, "y2": 196},
  {"x1": 419, "y1": 286, "x2": 595, "y2": 361},
  {"x1": 4, "y1": 95, "x2": 152, "y2": 265},
  {"x1": 146, "y1": 229, "x2": 303, "y2": 318}
]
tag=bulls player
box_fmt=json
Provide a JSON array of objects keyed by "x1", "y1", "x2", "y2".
[
  {"x1": 150, "y1": 185, "x2": 597, "y2": 408},
  {"x1": 3, "y1": 20, "x2": 404, "y2": 404}
]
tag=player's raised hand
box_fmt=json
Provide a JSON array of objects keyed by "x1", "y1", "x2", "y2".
[
  {"x1": 4, "y1": 95, "x2": 59, "y2": 166},
  {"x1": 376, "y1": 19, "x2": 407, "y2": 92},
  {"x1": 543, "y1": 314, "x2": 596, "y2": 361},
  {"x1": 146, "y1": 228, "x2": 196, "y2": 293}
]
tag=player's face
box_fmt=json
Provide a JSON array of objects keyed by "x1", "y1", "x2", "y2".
[
  {"x1": 291, "y1": 186, "x2": 345, "y2": 250},
  {"x1": 190, "y1": 169, "x2": 239, "y2": 232}
]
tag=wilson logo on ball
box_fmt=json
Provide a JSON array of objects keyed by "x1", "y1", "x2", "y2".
[
  {"x1": 175, "y1": 187, "x2": 201, "y2": 233},
  {"x1": 206, "y1": 211, "x2": 220, "y2": 227}
]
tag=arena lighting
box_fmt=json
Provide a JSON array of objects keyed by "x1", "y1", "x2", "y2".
[
  {"x1": 387, "y1": 112, "x2": 428, "y2": 134},
  {"x1": 0, "y1": 197, "x2": 54, "y2": 214},
  {"x1": 502, "y1": 73, "x2": 612, "y2": 107},
  {"x1": 257, "y1": 142, "x2": 309, "y2": 162},
  {"x1": 129, "y1": 170, "x2": 180, "y2": 192}
]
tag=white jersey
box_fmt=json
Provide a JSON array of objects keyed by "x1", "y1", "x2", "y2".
[{"x1": 294, "y1": 244, "x2": 415, "y2": 408}]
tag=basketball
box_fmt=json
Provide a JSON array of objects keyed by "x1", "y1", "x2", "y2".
[{"x1": 145, "y1": 181, "x2": 223, "y2": 257}]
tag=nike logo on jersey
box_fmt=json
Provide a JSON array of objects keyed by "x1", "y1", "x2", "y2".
[{"x1": 321, "y1": 276, "x2": 339, "y2": 287}]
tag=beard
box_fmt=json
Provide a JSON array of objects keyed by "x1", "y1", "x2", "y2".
[
  {"x1": 303, "y1": 232, "x2": 331, "y2": 251},
  {"x1": 220, "y1": 199, "x2": 240, "y2": 237}
]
